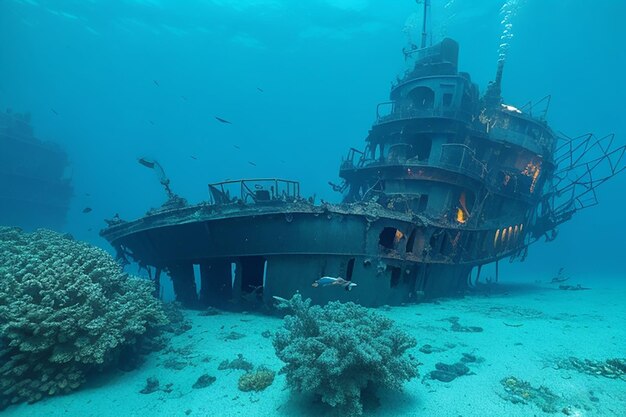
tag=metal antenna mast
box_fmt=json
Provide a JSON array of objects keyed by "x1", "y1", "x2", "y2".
[{"x1": 420, "y1": 0, "x2": 431, "y2": 48}]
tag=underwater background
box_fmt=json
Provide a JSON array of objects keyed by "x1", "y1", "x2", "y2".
[{"x1": 1, "y1": 0, "x2": 625, "y2": 416}]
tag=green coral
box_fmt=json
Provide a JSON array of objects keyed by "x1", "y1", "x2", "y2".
[
  {"x1": 238, "y1": 367, "x2": 275, "y2": 392},
  {"x1": 0, "y1": 227, "x2": 167, "y2": 409},
  {"x1": 499, "y1": 376, "x2": 560, "y2": 413},
  {"x1": 272, "y1": 294, "x2": 419, "y2": 416},
  {"x1": 559, "y1": 357, "x2": 626, "y2": 380}
]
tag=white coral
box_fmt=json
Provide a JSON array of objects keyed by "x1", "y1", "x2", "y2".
[{"x1": 0, "y1": 227, "x2": 166, "y2": 409}]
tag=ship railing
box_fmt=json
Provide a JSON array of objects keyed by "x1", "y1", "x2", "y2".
[
  {"x1": 487, "y1": 171, "x2": 535, "y2": 200},
  {"x1": 375, "y1": 103, "x2": 472, "y2": 125},
  {"x1": 0, "y1": 112, "x2": 35, "y2": 140},
  {"x1": 439, "y1": 143, "x2": 488, "y2": 179},
  {"x1": 518, "y1": 95, "x2": 551, "y2": 121},
  {"x1": 341, "y1": 143, "x2": 487, "y2": 180},
  {"x1": 208, "y1": 178, "x2": 300, "y2": 205},
  {"x1": 341, "y1": 147, "x2": 377, "y2": 169}
]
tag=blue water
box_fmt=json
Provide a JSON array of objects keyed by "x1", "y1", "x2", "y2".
[
  {"x1": 2, "y1": 0, "x2": 625, "y2": 276},
  {"x1": 1, "y1": 0, "x2": 625, "y2": 415}
]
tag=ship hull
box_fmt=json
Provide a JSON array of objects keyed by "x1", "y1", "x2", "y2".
[
  {"x1": 0, "y1": 171, "x2": 72, "y2": 230},
  {"x1": 0, "y1": 113, "x2": 72, "y2": 230},
  {"x1": 103, "y1": 202, "x2": 480, "y2": 307}
]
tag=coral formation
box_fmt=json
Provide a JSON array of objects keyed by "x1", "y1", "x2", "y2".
[
  {"x1": 161, "y1": 302, "x2": 192, "y2": 335},
  {"x1": 499, "y1": 376, "x2": 560, "y2": 413},
  {"x1": 272, "y1": 294, "x2": 419, "y2": 417},
  {"x1": 218, "y1": 354, "x2": 254, "y2": 372},
  {"x1": 238, "y1": 367, "x2": 275, "y2": 392},
  {"x1": 192, "y1": 374, "x2": 216, "y2": 389},
  {"x1": 0, "y1": 227, "x2": 167, "y2": 409},
  {"x1": 162, "y1": 357, "x2": 188, "y2": 370},
  {"x1": 443, "y1": 316, "x2": 483, "y2": 332},
  {"x1": 558, "y1": 357, "x2": 626, "y2": 380},
  {"x1": 197, "y1": 307, "x2": 221, "y2": 316},
  {"x1": 419, "y1": 344, "x2": 447, "y2": 354},
  {"x1": 428, "y1": 362, "x2": 470, "y2": 382},
  {"x1": 427, "y1": 353, "x2": 482, "y2": 382},
  {"x1": 140, "y1": 377, "x2": 160, "y2": 394},
  {"x1": 222, "y1": 331, "x2": 246, "y2": 341}
]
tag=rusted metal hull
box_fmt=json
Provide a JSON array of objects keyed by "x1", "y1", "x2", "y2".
[
  {"x1": 101, "y1": 37, "x2": 624, "y2": 309},
  {"x1": 103, "y1": 201, "x2": 480, "y2": 307}
]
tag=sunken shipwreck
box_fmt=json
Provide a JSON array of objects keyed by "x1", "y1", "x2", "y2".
[
  {"x1": 101, "y1": 2, "x2": 624, "y2": 309},
  {"x1": 0, "y1": 109, "x2": 73, "y2": 230}
]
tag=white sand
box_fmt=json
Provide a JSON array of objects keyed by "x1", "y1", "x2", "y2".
[{"x1": 5, "y1": 275, "x2": 625, "y2": 417}]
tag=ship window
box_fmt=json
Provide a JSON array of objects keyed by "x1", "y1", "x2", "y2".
[
  {"x1": 443, "y1": 93, "x2": 453, "y2": 107},
  {"x1": 346, "y1": 258, "x2": 355, "y2": 281},
  {"x1": 406, "y1": 229, "x2": 417, "y2": 253},
  {"x1": 193, "y1": 264, "x2": 202, "y2": 296},
  {"x1": 493, "y1": 229, "x2": 500, "y2": 249},
  {"x1": 379, "y1": 227, "x2": 399, "y2": 250},
  {"x1": 408, "y1": 86, "x2": 435, "y2": 109},
  {"x1": 413, "y1": 136, "x2": 432, "y2": 161},
  {"x1": 389, "y1": 266, "x2": 401, "y2": 288},
  {"x1": 440, "y1": 232, "x2": 454, "y2": 256},
  {"x1": 464, "y1": 232, "x2": 474, "y2": 256},
  {"x1": 429, "y1": 232, "x2": 439, "y2": 254},
  {"x1": 418, "y1": 194, "x2": 429, "y2": 212}
]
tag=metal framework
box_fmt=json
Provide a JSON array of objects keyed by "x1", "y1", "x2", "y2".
[
  {"x1": 208, "y1": 178, "x2": 301, "y2": 205},
  {"x1": 549, "y1": 133, "x2": 625, "y2": 221}
]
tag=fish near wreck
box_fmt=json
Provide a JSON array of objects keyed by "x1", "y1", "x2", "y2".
[{"x1": 312, "y1": 276, "x2": 357, "y2": 291}]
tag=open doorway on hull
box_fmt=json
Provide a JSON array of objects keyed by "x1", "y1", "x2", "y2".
[{"x1": 238, "y1": 256, "x2": 267, "y2": 296}]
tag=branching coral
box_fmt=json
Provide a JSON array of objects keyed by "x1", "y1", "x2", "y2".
[
  {"x1": 0, "y1": 227, "x2": 167, "y2": 409},
  {"x1": 272, "y1": 294, "x2": 419, "y2": 416},
  {"x1": 238, "y1": 367, "x2": 275, "y2": 392}
]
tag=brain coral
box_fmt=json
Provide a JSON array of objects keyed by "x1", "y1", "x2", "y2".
[
  {"x1": 272, "y1": 294, "x2": 419, "y2": 417},
  {"x1": 0, "y1": 227, "x2": 166, "y2": 409}
]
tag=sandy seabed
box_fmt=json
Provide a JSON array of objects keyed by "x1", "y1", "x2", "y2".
[{"x1": 5, "y1": 275, "x2": 625, "y2": 417}]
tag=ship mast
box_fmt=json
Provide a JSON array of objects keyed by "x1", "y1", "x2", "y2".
[
  {"x1": 484, "y1": 59, "x2": 505, "y2": 108},
  {"x1": 420, "y1": 0, "x2": 430, "y2": 48}
]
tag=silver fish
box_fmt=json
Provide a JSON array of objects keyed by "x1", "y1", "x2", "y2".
[{"x1": 312, "y1": 276, "x2": 357, "y2": 291}]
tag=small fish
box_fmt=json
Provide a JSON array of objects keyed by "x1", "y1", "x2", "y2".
[
  {"x1": 248, "y1": 161, "x2": 257, "y2": 167},
  {"x1": 190, "y1": 155, "x2": 198, "y2": 160},
  {"x1": 215, "y1": 116, "x2": 232, "y2": 124},
  {"x1": 181, "y1": 95, "x2": 188, "y2": 101},
  {"x1": 85, "y1": 193, "x2": 91, "y2": 197},
  {"x1": 148, "y1": 120, "x2": 155, "y2": 125},
  {"x1": 233, "y1": 145, "x2": 240, "y2": 150},
  {"x1": 153, "y1": 79, "x2": 159, "y2": 87},
  {"x1": 256, "y1": 87, "x2": 264, "y2": 93},
  {"x1": 51, "y1": 108, "x2": 59, "y2": 115},
  {"x1": 138, "y1": 157, "x2": 156, "y2": 169},
  {"x1": 272, "y1": 295, "x2": 289, "y2": 303},
  {"x1": 82, "y1": 207, "x2": 92, "y2": 214},
  {"x1": 87, "y1": 228, "x2": 93, "y2": 232},
  {"x1": 312, "y1": 276, "x2": 357, "y2": 291}
]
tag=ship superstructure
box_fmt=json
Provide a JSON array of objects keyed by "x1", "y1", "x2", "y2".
[
  {"x1": 0, "y1": 110, "x2": 73, "y2": 230},
  {"x1": 101, "y1": 3, "x2": 624, "y2": 308}
]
